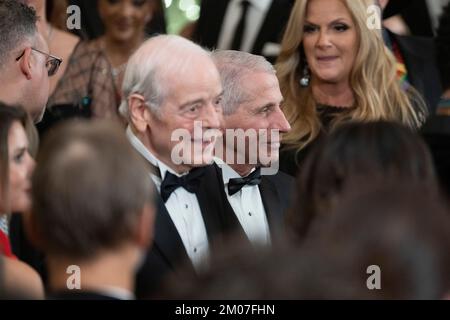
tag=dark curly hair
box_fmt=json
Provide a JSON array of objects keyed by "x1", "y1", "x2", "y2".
[{"x1": 436, "y1": 3, "x2": 450, "y2": 91}]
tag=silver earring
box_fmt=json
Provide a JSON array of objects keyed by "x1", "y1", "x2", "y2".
[{"x1": 299, "y1": 64, "x2": 310, "y2": 87}]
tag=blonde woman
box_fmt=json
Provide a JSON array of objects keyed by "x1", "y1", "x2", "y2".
[{"x1": 276, "y1": 0, "x2": 427, "y2": 176}]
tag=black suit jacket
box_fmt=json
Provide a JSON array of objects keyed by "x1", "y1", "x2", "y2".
[
  {"x1": 420, "y1": 115, "x2": 450, "y2": 197},
  {"x1": 212, "y1": 164, "x2": 294, "y2": 241},
  {"x1": 193, "y1": 0, "x2": 294, "y2": 62},
  {"x1": 390, "y1": 32, "x2": 442, "y2": 115},
  {"x1": 135, "y1": 164, "x2": 232, "y2": 299}
]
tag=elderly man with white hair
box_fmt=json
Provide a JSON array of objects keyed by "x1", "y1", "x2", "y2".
[{"x1": 119, "y1": 35, "x2": 232, "y2": 298}]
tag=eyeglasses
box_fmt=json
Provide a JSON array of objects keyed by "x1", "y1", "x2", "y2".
[{"x1": 15, "y1": 47, "x2": 63, "y2": 77}]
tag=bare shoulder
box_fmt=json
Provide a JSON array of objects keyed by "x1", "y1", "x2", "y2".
[{"x1": 3, "y1": 257, "x2": 44, "y2": 299}]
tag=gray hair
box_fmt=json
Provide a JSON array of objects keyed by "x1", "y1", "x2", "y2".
[
  {"x1": 211, "y1": 50, "x2": 276, "y2": 115},
  {"x1": 119, "y1": 35, "x2": 212, "y2": 119},
  {"x1": 0, "y1": 0, "x2": 38, "y2": 70},
  {"x1": 32, "y1": 120, "x2": 154, "y2": 258}
]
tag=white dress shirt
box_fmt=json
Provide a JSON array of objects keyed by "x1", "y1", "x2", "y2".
[
  {"x1": 215, "y1": 158, "x2": 271, "y2": 246},
  {"x1": 127, "y1": 127, "x2": 210, "y2": 272},
  {"x1": 218, "y1": 0, "x2": 272, "y2": 52}
]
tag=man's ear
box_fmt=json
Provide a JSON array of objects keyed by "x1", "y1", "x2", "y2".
[
  {"x1": 129, "y1": 94, "x2": 152, "y2": 133},
  {"x1": 18, "y1": 48, "x2": 33, "y2": 80},
  {"x1": 134, "y1": 203, "x2": 155, "y2": 250}
]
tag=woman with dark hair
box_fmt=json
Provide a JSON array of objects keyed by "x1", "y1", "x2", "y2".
[
  {"x1": 0, "y1": 103, "x2": 43, "y2": 299},
  {"x1": 0, "y1": 105, "x2": 34, "y2": 255},
  {"x1": 288, "y1": 121, "x2": 439, "y2": 242},
  {"x1": 46, "y1": 0, "x2": 155, "y2": 123}
]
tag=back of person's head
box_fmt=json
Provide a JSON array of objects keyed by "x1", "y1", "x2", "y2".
[
  {"x1": 289, "y1": 121, "x2": 438, "y2": 240},
  {"x1": 436, "y1": 3, "x2": 450, "y2": 92},
  {"x1": 0, "y1": 0, "x2": 38, "y2": 71},
  {"x1": 30, "y1": 120, "x2": 154, "y2": 260},
  {"x1": 158, "y1": 236, "x2": 381, "y2": 299},
  {"x1": 158, "y1": 235, "x2": 314, "y2": 300},
  {"x1": 303, "y1": 184, "x2": 450, "y2": 299}
]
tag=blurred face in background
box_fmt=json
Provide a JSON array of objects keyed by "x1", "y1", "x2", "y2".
[
  {"x1": 0, "y1": 121, "x2": 35, "y2": 213},
  {"x1": 98, "y1": 0, "x2": 154, "y2": 43}
]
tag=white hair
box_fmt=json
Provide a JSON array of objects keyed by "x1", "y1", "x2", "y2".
[
  {"x1": 119, "y1": 35, "x2": 212, "y2": 119},
  {"x1": 211, "y1": 50, "x2": 276, "y2": 115}
]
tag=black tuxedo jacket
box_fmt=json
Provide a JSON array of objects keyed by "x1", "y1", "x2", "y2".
[
  {"x1": 421, "y1": 116, "x2": 450, "y2": 197},
  {"x1": 135, "y1": 164, "x2": 232, "y2": 299},
  {"x1": 193, "y1": 0, "x2": 294, "y2": 62},
  {"x1": 390, "y1": 32, "x2": 442, "y2": 115},
  {"x1": 212, "y1": 164, "x2": 294, "y2": 241}
]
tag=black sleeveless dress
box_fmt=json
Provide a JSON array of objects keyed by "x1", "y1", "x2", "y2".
[{"x1": 279, "y1": 105, "x2": 354, "y2": 177}]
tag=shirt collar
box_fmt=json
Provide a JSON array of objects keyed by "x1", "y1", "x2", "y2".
[
  {"x1": 126, "y1": 126, "x2": 183, "y2": 179},
  {"x1": 214, "y1": 157, "x2": 257, "y2": 185}
]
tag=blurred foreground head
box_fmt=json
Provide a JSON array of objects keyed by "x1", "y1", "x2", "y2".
[
  {"x1": 289, "y1": 121, "x2": 438, "y2": 241},
  {"x1": 28, "y1": 120, "x2": 154, "y2": 263}
]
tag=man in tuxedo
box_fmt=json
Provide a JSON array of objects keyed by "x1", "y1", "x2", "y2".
[
  {"x1": 27, "y1": 120, "x2": 155, "y2": 300},
  {"x1": 0, "y1": 0, "x2": 59, "y2": 124},
  {"x1": 421, "y1": 2, "x2": 450, "y2": 200},
  {"x1": 119, "y1": 35, "x2": 231, "y2": 298},
  {"x1": 380, "y1": 0, "x2": 442, "y2": 115},
  {"x1": 193, "y1": 0, "x2": 294, "y2": 62},
  {"x1": 211, "y1": 50, "x2": 294, "y2": 245}
]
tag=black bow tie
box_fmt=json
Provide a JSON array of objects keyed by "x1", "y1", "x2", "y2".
[
  {"x1": 227, "y1": 168, "x2": 262, "y2": 196},
  {"x1": 160, "y1": 167, "x2": 206, "y2": 203}
]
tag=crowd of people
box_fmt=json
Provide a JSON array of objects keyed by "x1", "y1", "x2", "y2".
[{"x1": 1, "y1": 0, "x2": 450, "y2": 300}]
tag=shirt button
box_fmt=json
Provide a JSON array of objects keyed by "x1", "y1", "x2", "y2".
[
  {"x1": 248, "y1": 212, "x2": 252, "y2": 216},
  {"x1": 194, "y1": 248, "x2": 197, "y2": 253},
  {"x1": 185, "y1": 204, "x2": 189, "y2": 209}
]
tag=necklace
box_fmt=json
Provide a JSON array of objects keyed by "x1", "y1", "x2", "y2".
[{"x1": 111, "y1": 63, "x2": 127, "y2": 79}]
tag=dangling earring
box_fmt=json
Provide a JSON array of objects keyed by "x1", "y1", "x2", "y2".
[{"x1": 299, "y1": 63, "x2": 310, "y2": 88}]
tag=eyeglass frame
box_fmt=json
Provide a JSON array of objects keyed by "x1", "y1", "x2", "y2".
[{"x1": 15, "y1": 47, "x2": 63, "y2": 77}]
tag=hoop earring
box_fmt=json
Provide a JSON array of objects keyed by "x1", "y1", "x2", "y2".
[{"x1": 299, "y1": 64, "x2": 310, "y2": 88}]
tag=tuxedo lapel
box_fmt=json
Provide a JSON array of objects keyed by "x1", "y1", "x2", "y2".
[
  {"x1": 152, "y1": 191, "x2": 192, "y2": 271},
  {"x1": 259, "y1": 176, "x2": 284, "y2": 236}
]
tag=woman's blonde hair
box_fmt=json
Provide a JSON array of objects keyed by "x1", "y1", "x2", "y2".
[{"x1": 276, "y1": 0, "x2": 426, "y2": 152}]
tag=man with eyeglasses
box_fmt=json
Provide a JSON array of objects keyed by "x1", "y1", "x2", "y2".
[{"x1": 0, "y1": 0, "x2": 62, "y2": 124}]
